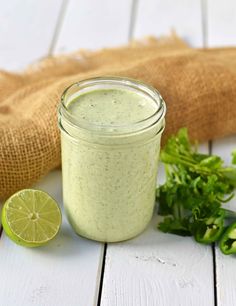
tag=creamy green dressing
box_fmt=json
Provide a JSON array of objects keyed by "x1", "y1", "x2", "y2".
[
  {"x1": 67, "y1": 88, "x2": 158, "y2": 125},
  {"x1": 61, "y1": 87, "x2": 163, "y2": 242}
]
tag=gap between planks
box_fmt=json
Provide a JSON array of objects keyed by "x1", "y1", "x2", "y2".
[
  {"x1": 96, "y1": 1, "x2": 139, "y2": 304},
  {"x1": 209, "y1": 140, "x2": 218, "y2": 306},
  {"x1": 0, "y1": 0, "x2": 69, "y2": 239},
  {"x1": 201, "y1": 0, "x2": 208, "y2": 48},
  {"x1": 48, "y1": 0, "x2": 70, "y2": 55},
  {"x1": 97, "y1": 243, "x2": 108, "y2": 306},
  {"x1": 48, "y1": 2, "x2": 107, "y2": 305},
  {"x1": 201, "y1": 2, "x2": 218, "y2": 305},
  {"x1": 128, "y1": 0, "x2": 139, "y2": 41},
  {"x1": 0, "y1": 2, "x2": 104, "y2": 306}
]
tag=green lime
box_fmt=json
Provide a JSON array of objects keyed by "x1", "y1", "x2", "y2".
[{"x1": 1, "y1": 189, "x2": 62, "y2": 247}]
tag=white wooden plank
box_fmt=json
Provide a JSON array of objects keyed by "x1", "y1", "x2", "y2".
[
  {"x1": 0, "y1": 0, "x2": 131, "y2": 306},
  {"x1": 54, "y1": 0, "x2": 133, "y2": 53},
  {"x1": 211, "y1": 136, "x2": 236, "y2": 306},
  {"x1": 0, "y1": 170, "x2": 104, "y2": 306},
  {"x1": 101, "y1": 216, "x2": 214, "y2": 306},
  {"x1": 0, "y1": 0, "x2": 64, "y2": 71},
  {"x1": 207, "y1": 0, "x2": 236, "y2": 47},
  {"x1": 0, "y1": 1, "x2": 115, "y2": 305},
  {"x1": 133, "y1": 0, "x2": 203, "y2": 47},
  {"x1": 208, "y1": 2, "x2": 236, "y2": 303},
  {"x1": 101, "y1": 143, "x2": 214, "y2": 306}
]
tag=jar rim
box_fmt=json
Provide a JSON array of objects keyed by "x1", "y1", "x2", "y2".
[{"x1": 58, "y1": 76, "x2": 166, "y2": 136}]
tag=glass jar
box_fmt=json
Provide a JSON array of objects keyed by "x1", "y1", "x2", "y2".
[{"x1": 58, "y1": 76, "x2": 166, "y2": 242}]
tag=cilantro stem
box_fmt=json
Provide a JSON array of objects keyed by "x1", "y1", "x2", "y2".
[{"x1": 157, "y1": 127, "x2": 236, "y2": 250}]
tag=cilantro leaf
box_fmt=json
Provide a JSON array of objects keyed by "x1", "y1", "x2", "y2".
[{"x1": 157, "y1": 128, "x2": 236, "y2": 244}]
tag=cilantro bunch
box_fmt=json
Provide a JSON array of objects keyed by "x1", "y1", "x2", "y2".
[{"x1": 156, "y1": 128, "x2": 236, "y2": 254}]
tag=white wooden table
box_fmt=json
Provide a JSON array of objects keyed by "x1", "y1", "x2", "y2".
[{"x1": 0, "y1": 1, "x2": 236, "y2": 305}]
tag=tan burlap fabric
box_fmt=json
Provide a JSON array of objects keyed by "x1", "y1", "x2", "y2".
[{"x1": 0, "y1": 36, "x2": 236, "y2": 200}]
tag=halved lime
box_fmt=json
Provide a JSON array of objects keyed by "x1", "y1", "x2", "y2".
[{"x1": 1, "y1": 189, "x2": 62, "y2": 247}]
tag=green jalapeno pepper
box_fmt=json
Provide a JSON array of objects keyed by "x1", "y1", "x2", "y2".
[
  {"x1": 220, "y1": 221, "x2": 236, "y2": 255},
  {"x1": 194, "y1": 209, "x2": 225, "y2": 244}
]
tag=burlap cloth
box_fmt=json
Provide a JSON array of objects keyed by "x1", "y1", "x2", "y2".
[{"x1": 0, "y1": 35, "x2": 236, "y2": 200}]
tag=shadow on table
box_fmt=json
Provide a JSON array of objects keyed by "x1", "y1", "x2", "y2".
[{"x1": 30, "y1": 220, "x2": 101, "y2": 258}]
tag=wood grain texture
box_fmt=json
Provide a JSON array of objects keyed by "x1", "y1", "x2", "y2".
[
  {"x1": 133, "y1": 0, "x2": 203, "y2": 47},
  {"x1": 207, "y1": 0, "x2": 236, "y2": 47},
  {"x1": 211, "y1": 137, "x2": 236, "y2": 306},
  {"x1": 101, "y1": 215, "x2": 214, "y2": 306},
  {"x1": 54, "y1": 0, "x2": 133, "y2": 53},
  {"x1": 0, "y1": 170, "x2": 104, "y2": 306},
  {"x1": 101, "y1": 144, "x2": 215, "y2": 306},
  {"x1": 0, "y1": 0, "x2": 65, "y2": 71}
]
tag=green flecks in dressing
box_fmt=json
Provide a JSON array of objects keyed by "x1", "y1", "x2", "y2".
[
  {"x1": 67, "y1": 89, "x2": 158, "y2": 126},
  {"x1": 62, "y1": 87, "x2": 163, "y2": 242}
]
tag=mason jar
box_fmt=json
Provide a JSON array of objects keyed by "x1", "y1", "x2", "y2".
[{"x1": 58, "y1": 76, "x2": 166, "y2": 242}]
